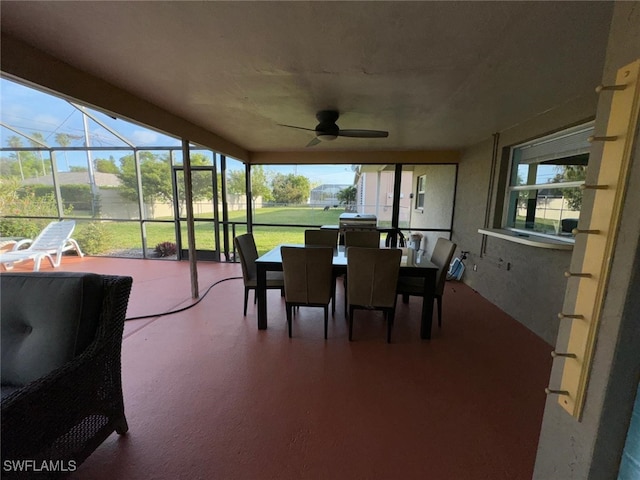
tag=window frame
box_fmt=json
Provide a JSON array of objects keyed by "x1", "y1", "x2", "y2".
[
  {"x1": 415, "y1": 174, "x2": 425, "y2": 210},
  {"x1": 502, "y1": 122, "x2": 594, "y2": 243}
]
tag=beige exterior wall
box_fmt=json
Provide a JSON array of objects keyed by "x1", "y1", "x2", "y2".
[
  {"x1": 356, "y1": 166, "x2": 457, "y2": 256},
  {"x1": 356, "y1": 170, "x2": 412, "y2": 223},
  {"x1": 408, "y1": 164, "x2": 457, "y2": 256}
]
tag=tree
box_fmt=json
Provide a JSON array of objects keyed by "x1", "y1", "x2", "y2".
[
  {"x1": 28, "y1": 132, "x2": 48, "y2": 176},
  {"x1": 7, "y1": 136, "x2": 25, "y2": 180},
  {"x1": 95, "y1": 156, "x2": 119, "y2": 174},
  {"x1": 117, "y1": 151, "x2": 213, "y2": 208},
  {"x1": 118, "y1": 151, "x2": 173, "y2": 204},
  {"x1": 552, "y1": 165, "x2": 586, "y2": 211},
  {"x1": 271, "y1": 173, "x2": 310, "y2": 204},
  {"x1": 251, "y1": 165, "x2": 272, "y2": 201},
  {"x1": 226, "y1": 169, "x2": 245, "y2": 196},
  {"x1": 0, "y1": 155, "x2": 16, "y2": 177},
  {"x1": 227, "y1": 165, "x2": 272, "y2": 201},
  {"x1": 336, "y1": 185, "x2": 357, "y2": 205},
  {"x1": 184, "y1": 153, "x2": 218, "y2": 201},
  {"x1": 55, "y1": 133, "x2": 71, "y2": 170},
  {"x1": 5, "y1": 136, "x2": 44, "y2": 180}
]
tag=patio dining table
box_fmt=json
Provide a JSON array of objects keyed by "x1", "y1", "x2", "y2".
[{"x1": 255, "y1": 244, "x2": 439, "y2": 339}]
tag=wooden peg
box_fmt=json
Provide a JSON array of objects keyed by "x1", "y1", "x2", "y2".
[
  {"x1": 564, "y1": 272, "x2": 592, "y2": 278},
  {"x1": 545, "y1": 388, "x2": 570, "y2": 396},
  {"x1": 572, "y1": 228, "x2": 600, "y2": 235},
  {"x1": 558, "y1": 313, "x2": 584, "y2": 320},
  {"x1": 551, "y1": 351, "x2": 578, "y2": 359},
  {"x1": 595, "y1": 84, "x2": 627, "y2": 93},
  {"x1": 588, "y1": 135, "x2": 619, "y2": 142}
]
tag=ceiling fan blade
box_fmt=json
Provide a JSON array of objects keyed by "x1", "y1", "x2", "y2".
[
  {"x1": 306, "y1": 137, "x2": 321, "y2": 148},
  {"x1": 278, "y1": 123, "x2": 316, "y2": 132},
  {"x1": 338, "y1": 129, "x2": 389, "y2": 138}
]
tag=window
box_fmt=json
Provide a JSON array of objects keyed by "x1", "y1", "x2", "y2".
[
  {"x1": 504, "y1": 122, "x2": 594, "y2": 240},
  {"x1": 415, "y1": 175, "x2": 425, "y2": 210}
]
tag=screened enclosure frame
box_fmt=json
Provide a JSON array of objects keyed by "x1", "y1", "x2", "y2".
[{"x1": 2, "y1": 80, "x2": 459, "y2": 264}]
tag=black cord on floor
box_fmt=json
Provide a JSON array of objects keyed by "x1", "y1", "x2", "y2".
[{"x1": 125, "y1": 276, "x2": 242, "y2": 321}]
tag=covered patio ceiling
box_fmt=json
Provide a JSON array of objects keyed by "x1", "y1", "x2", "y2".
[{"x1": 1, "y1": 1, "x2": 613, "y2": 161}]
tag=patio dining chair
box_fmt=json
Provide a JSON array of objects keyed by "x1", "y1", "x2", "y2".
[
  {"x1": 342, "y1": 230, "x2": 381, "y2": 314},
  {"x1": 281, "y1": 246, "x2": 334, "y2": 339},
  {"x1": 347, "y1": 247, "x2": 402, "y2": 343},
  {"x1": 344, "y1": 230, "x2": 380, "y2": 248},
  {"x1": 396, "y1": 237, "x2": 457, "y2": 328},
  {"x1": 234, "y1": 233, "x2": 284, "y2": 316},
  {"x1": 304, "y1": 229, "x2": 338, "y2": 248},
  {"x1": 0, "y1": 220, "x2": 84, "y2": 272},
  {"x1": 304, "y1": 229, "x2": 339, "y2": 314}
]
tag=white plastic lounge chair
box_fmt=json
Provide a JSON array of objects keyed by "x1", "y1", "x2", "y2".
[{"x1": 0, "y1": 221, "x2": 84, "y2": 271}]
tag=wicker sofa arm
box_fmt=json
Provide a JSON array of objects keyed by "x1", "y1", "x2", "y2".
[{"x1": 1, "y1": 274, "x2": 132, "y2": 478}]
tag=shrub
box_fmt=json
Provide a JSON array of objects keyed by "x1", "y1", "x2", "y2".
[
  {"x1": 60, "y1": 184, "x2": 95, "y2": 212},
  {"x1": 74, "y1": 222, "x2": 112, "y2": 255},
  {"x1": 0, "y1": 217, "x2": 48, "y2": 239},
  {"x1": 0, "y1": 179, "x2": 62, "y2": 238},
  {"x1": 154, "y1": 241, "x2": 177, "y2": 257},
  {"x1": 26, "y1": 184, "x2": 99, "y2": 213}
]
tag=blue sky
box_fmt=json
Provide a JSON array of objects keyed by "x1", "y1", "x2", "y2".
[
  {"x1": 0, "y1": 77, "x2": 179, "y2": 148},
  {"x1": 0, "y1": 77, "x2": 356, "y2": 184}
]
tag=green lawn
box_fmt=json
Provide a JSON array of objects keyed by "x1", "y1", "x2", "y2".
[
  {"x1": 74, "y1": 208, "x2": 565, "y2": 256},
  {"x1": 75, "y1": 206, "x2": 346, "y2": 255},
  {"x1": 513, "y1": 215, "x2": 561, "y2": 235}
]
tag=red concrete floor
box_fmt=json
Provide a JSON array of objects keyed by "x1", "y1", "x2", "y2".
[{"x1": 3, "y1": 256, "x2": 553, "y2": 479}]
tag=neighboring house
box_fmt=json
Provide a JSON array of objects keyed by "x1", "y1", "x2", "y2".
[
  {"x1": 309, "y1": 184, "x2": 351, "y2": 207},
  {"x1": 354, "y1": 166, "x2": 457, "y2": 253},
  {"x1": 354, "y1": 168, "x2": 412, "y2": 224},
  {"x1": 21, "y1": 171, "x2": 121, "y2": 188},
  {"x1": 21, "y1": 171, "x2": 134, "y2": 217}
]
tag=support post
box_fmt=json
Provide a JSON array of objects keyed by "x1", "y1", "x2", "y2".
[
  {"x1": 389, "y1": 164, "x2": 403, "y2": 248},
  {"x1": 245, "y1": 163, "x2": 253, "y2": 234},
  {"x1": 182, "y1": 139, "x2": 199, "y2": 299}
]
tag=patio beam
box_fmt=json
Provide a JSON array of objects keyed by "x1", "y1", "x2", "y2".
[{"x1": 250, "y1": 150, "x2": 460, "y2": 165}]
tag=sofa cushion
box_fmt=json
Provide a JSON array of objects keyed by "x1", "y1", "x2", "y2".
[
  {"x1": 1, "y1": 272, "x2": 104, "y2": 386},
  {"x1": 0, "y1": 384, "x2": 21, "y2": 401}
]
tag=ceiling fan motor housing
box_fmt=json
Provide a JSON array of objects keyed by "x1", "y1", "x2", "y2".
[
  {"x1": 315, "y1": 110, "x2": 340, "y2": 140},
  {"x1": 278, "y1": 109, "x2": 387, "y2": 145}
]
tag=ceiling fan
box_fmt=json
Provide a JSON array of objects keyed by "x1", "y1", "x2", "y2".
[{"x1": 279, "y1": 110, "x2": 389, "y2": 147}]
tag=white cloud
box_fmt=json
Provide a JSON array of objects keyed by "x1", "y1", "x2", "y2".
[
  {"x1": 1, "y1": 104, "x2": 31, "y2": 124},
  {"x1": 33, "y1": 113, "x2": 63, "y2": 130},
  {"x1": 129, "y1": 130, "x2": 159, "y2": 145}
]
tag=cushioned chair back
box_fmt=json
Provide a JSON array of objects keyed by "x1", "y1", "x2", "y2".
[
  {"x1": 1, "y1": 272, "x2": 104, "y2": 387},
  {"x1": 234, "y1": 233, "x2": 259, "y2": 283},
  {"x1": 281, "y1": 246, "x2": 333, "y2": 305},
  {"x1": 344, "y1": 231, "x2": 380, "y2": 248},
  {"x1": 347, "y1": 247, "x2": 402, "y2": 308},
  {"x1": 431, "y1": 238, "x2": 457, "y2": 296},
  {"x1": 304, "y1": 229, "x2": 338, "y2": 248}
]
